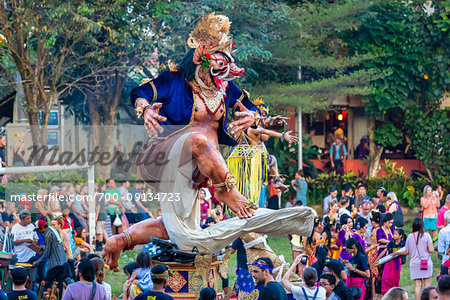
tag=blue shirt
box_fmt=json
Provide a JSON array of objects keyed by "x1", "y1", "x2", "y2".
[
  {"x1": 330, "y1": 143, "x2": 347, "y2": 160},
  {"x1": 7, "y1": 290, "x2": 37, "y2": 300},
  {"x1": 130, "y1": 71, "x2": 258, "y2": 146},
  {"x1": 35, "y1": 231, "x2": 48, "y2": 262},
  {"x1": 439, "y1": 225, "x2": 450, "y2": 264},
  {"x1": 295, "y1": 179, "x2": 308, "y2": 206}
]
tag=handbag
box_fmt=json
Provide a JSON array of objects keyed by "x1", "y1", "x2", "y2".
[
  {"x1": 414, "y1": 233, "x2": 428, "y2": 270},
  {"x1": 350, "y1": 286, "x2": 362, "y2": 299},
  {"x1": 113, "y1": 214, "x2": 123, "y2": 227}
]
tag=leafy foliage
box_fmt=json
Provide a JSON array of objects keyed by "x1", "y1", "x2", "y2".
[{"x1": 405, "y1": 107, "x2": 450, "y2": 180}]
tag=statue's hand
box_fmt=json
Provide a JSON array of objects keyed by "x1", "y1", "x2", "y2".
[
  {"x1": 229, "y1": 110, "x2": 255, "y2": 137},
  {"x1": 285, "y1": 131, "x2": 299, "y2": 144},
  {"x1": 143, "y1": 103, "x2": 167, "y2": 138}
]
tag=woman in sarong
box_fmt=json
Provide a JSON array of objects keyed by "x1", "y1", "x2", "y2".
[{"x1": 380, "y1": 228, "x2": 407, "y2": 295}]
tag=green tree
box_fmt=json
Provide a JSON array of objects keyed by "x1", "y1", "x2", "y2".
[
  {"x1": 0, "y1": 0, "x2": 103, "y2": 147},
  {"x1": 348, "y1": 0, "x2": 449, "y2": 177}
]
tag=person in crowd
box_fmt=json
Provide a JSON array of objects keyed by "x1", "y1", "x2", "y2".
[
  {"x1": 60, "y1": 204, "x2": 77, "y2": 256},
  {"x1": 91, "y1": 258, "x2": 112, "y2": 300},
  {"x1": 377, "y1": 213, "x2": 394, "y2": 257},
  {"x1": 305, "y1": 216, "x2": 323, "y2": 265},
  {"x1": 230, "y1": 237, "x2": 254, "y2": 297},
  {"x1": 380, "y1": 228, "x2": 407, "y2": 295},
  {"x1": 198, "y1": 287, "x2": 216, "y2": 300},
  {"x1": 321, "y1": 217, "x2": 340, "y2": 260},
  {"x1": 252, "y1": 257, "x2": 287, "y2": 300},
  {"x1": 0, "y1": 134, "x2": 6, "y2": 169},
  {"x1": 353, "y1": 217, "x2": 377, "y2": 253},
  {"x1": 282, "y1": 258, "x2": 326, "y2": 300},
  {"x1": 436, "y1": 185, "x2": 444, "y2": 207},
  {"x1": 375, "y1": 213, "x2": 394, "y2": 298},
  {"x1": 32, "y1": 219, "x2": 67, "y2": 299},
  {"x1": 342, "y1": 184, "x2": 354, "y2": 211},
  {"x1": 131, "y1": 180, "x2": 152, "y2": 222},
  {"x1": 7, "y1": 267, "x2": 37, "y2": 300},
  {"x1": 74, "y1": 227, "x2": 90, "y2": 252},
  {"x1": 421, "y1": 286, "x2": 438, "y2": 300},
  {"x1": 344, "y1": 238, "x2": 370, "y2": 300},
  {"x1": 121, "y1": 262, "x2": 140, "y2": 300},
  {"x1": 67, "y1": 183, "x2": 87, "y2": 230},
  {"x1": 324, "y1": 200, "x2": 339, "y2": 225},
  {"x1": 330, "y1": 136, "x2": 347, "y2": 175},
  {"x1": 319, "y1": 274, "x2": 340, "y2": 300},
  {"x1": 359, "y1": 185, "x2": 371, "y2": 201},
  {"x1": 338, "y1": 197, "x2": 351, "y2": 218},
  {"x1": 373, "y1": 187, "x2": 387, "y2": 207},
  {"x1": 199, "y1": 188, "x2": 211, "y2": 225},
  {"x1": 48, "y1": 186, "x2": 62, "y2": 217},
  {"x1": 291, "y1": 169, "x2": 308, "y2": 206},
  {"x1": 133, "y1": 264, "x2": 174, "y2": 300},
  {"x1": 437, "y1": 195, "x2": 450, "y2": 230},
  {"x1": 358, "y1": 201, "x2": 373, "y2": 240},
  {"x1": 51, "y1": 217, "x2": 71, "y2": 259},
  {"x1": 12, "y1": 209, "x2": 38, "y2": 288},
  {"x1": 367, "y1": 211, "x2": 381, "y2": 299},
  {"x1": 381, "y1": 287, "x2": 408, "y2": 300},
  {"x1": 32, "y1": 219, "x2": 47, "y2": 293},
  {"x1": 438, "y1": 210, "x2": 450, "y2": 264},
  {"x1": 128, "y1": 251, "x2": 153, "y2": 294},
  {"x1": 396, "y1": 218, "x2": 434, "y2": 300},
  {"x1": 33, "y1": 189, "x2": 50, "y2": 223},
  {"x1": 285, "y1": 194, "x2": 297, "y2": 208},
  {"x1": 63, "y1": 258, "x2": 108, "y2": 300},
  {"x1": 95, "y1": 183, "x2": 108, "y2": 251},
  {"x1": 119, "y1": 180, "x2": 134, "y2": 227},
  {"x1": 421, "y1": 185, "x2": 440, "y2": 238},
  {"x1": 337, "y1": 214, "x2": 353, "y2": 263},
  {"x1": 1, "y1": 202, "x2": 17, "y2": 230},
  {"x1": 105, "y1": 178, "x2": 123, "y2": 235},
  {"x1": 437, "y1": 275, "x2": 450, "y2": 300},
  {"x1": 323, "y1": 187, "x2": 338, "y2": 216},
  {"x1": 323, "y1": 260, "x2": 353, "y2": 300},
  {"x1": 386, "y1": 192, "x2": 404, "y2": 228},
  {"x1": 355, "y1": 135, "x2": 369, "y2": 160},
  {"x1": 311, "y1": 245, "x2": 347, "y2": 281}
]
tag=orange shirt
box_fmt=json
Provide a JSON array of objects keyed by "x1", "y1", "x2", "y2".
[{"x1": 422, "y1": 196, "x2": 438, "y2": 217}]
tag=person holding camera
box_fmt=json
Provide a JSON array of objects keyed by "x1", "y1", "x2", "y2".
[{"x1": 282, "y1": 256, "x2": 326, "y2": 300}]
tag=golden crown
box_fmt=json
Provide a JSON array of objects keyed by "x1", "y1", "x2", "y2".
[
  {"x1": 187, "y1": 12, "x2": 233, "y2": 53},
  {"x1": 252, "y1": 98, "x2": 269, "y2": 115}
]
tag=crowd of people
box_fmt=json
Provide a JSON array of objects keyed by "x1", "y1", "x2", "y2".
[{"x1": 0, "y1": 169, "x2": 448, "y2": 300}]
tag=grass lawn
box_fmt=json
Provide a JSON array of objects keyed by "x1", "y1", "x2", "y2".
[{"x1": 105, "y1": 219, "x2": 440, "y2": 298}]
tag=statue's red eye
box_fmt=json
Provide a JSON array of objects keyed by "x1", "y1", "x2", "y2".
[{"x1": 218, "y1": 60, "x2": 224, "y2": 66}]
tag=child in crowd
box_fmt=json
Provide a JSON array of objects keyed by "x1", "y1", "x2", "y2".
[
  {"x1": 381, "y1": 228, "x2": 407, "y2": 295},
  {"x1": 121, "y1": 262, "x2": 140, "y2": 300}
]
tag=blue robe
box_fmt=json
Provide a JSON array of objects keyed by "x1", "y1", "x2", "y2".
[{"x1": 130, "y1": 71, "x2": 257, "y2": 146}]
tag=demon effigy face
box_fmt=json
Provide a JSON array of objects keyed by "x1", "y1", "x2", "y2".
[{"x1": 193, "y1": 45, "x2": 245, "y2": 92}]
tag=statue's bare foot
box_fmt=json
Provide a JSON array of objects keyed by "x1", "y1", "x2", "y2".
[
  {"x1": 102, "y1": 234, "x2": 127, "y2": 272},
  {"x1": 215, "y1": 187, "x2": 257, "y2": 219}
]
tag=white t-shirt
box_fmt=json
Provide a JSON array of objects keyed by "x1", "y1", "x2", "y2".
[
  {"x1": 119, "y1": 186, "x2": 133, "y2": 210},
  {"x1": 11, "y1": 223, "x2": 38, "y2": 262},
  {"x1": 102, "y1": 282, "x2": 111, "y2": 300},
  {"x1": 292, "y1": 286, "x2": 326, "y2": 300}
]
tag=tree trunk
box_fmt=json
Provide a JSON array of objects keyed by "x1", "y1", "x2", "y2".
[{"x1": 367, "y1": 117, "x2": 383, "y2": 178}]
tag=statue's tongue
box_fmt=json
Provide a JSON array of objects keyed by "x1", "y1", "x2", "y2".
[{"x1": 213, "y1": 76, "x2": 225, "y2": 92}]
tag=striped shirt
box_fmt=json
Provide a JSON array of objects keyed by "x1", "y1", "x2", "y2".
[{"x1": 35, "y1": 228, "x2": 67, "y2": 270}]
